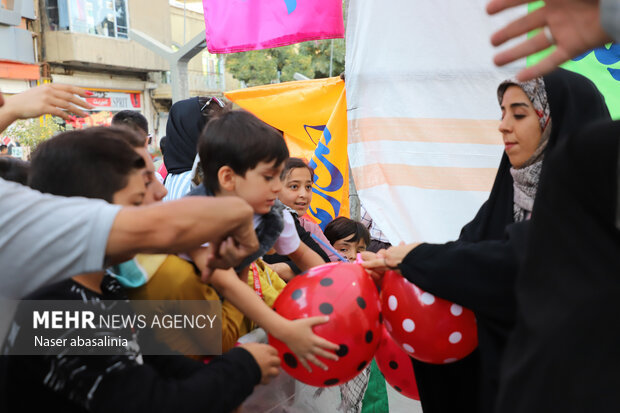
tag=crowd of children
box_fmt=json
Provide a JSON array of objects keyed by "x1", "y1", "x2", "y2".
[
  {"x1": 0, "y1": 100, "x2": 381, "y2": 412},
  {"x1": 1, "y1": 2, "x2": 619, "y2": 412}
]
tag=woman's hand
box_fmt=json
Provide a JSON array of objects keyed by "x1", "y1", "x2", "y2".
[
  {"x1": 360, "y1": 243, "x2": 421, "y2": 284},
  {"x1": 1, "y1": 83, "x2": 93, "y2": 120},
  {"x1": 359, "y1": 251, "x2": 387, "y2": 285},
  {"x1": 487, "y1": 0, "x2": 612, "y2": 81}
]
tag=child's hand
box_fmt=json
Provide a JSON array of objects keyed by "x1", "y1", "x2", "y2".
[
  {"x1": 239, "y1": 342, "x2": 281, "y2": 385},
  {"x1": 208, "y1": 268, "x2": 238, "y2": 292},
  {"x1": 275, "y1": 316, "x2": 340, "y2": 372},
  {"x1": 265, "y1": 262, "x2": 295, "y2": 282},
  {"x1": 186, "y1": 246, "x2": 209, "y2": 280}
]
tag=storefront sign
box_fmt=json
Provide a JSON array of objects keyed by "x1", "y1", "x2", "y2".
[{"x1": 86, "y1": 90, "x2": 141, "y2": 112}]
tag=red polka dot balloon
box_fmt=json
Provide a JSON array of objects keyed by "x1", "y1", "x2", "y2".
[
  {"x1": 375, "y1": 325, "x2": 419, "y2": 400},
  {"x1": 381, "y1": 270, "x2": 478, "y2": 364},
  {"x1": 269, "y1": 262, "x2": 382, "y2": 387}
]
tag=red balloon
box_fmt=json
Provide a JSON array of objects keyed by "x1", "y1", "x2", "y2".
[
  {"x1": 381, "y1": 270, "x2": 478, "y2": 364},
  {"x1": 269, "y1": 262, "x2": 382, "y2": 387},
  {"x1": 375, "y1": 326, "x2": 419, "y2": 400}
]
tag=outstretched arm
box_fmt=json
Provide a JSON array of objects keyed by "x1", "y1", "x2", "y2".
[
  {"x1": 0, "y1": 84, "x2": 93, "y2": 133},
  {"x1": 288, "y1": 243, "x2": 326, "y2": 273},
  {"x1": 106, "y1": 197, "x2": 258, "y2": 264},
  {"x1": 487, "y1": 0, "x2": 613, "y2": 81},
  {"x1": 209, "y1": 268, "x2": 340, "y2": 371}
]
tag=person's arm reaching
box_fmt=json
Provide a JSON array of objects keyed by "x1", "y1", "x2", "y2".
[
  {"x1": 288, "y1": 243, "x2": 327, "y2": 274},
  {"x1": 209, "y1": 268, "x2": 340, "y2": 371},
  {"x1": 0, "y1": 84, "x2": 93, "y2": 133},
  {"x1": 363, "y1": 222, "x2": 529, "y2": 321},
  {"x1": 487, "y1": 0, "x2": 613, "y2": 81},
  {"x1": 106, "y1": 196, "x2": 258, "y2": 265}
]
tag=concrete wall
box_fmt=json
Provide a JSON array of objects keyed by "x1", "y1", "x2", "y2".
[
  {"x1": 170, "y1": 4, "x2": 204, "y2": 73},
  {"x1": 44, "y1": 31, "x2": 167, "y2": 71},
  {"x1": 0, "y1": 26, "x2": 35, "y2": 63},
  {"x1": 43, "y1": 0, "x2": 171, "y2": 72},
  {"x1": 0, "y1": 0, "x2": 36, "y2": 63}
]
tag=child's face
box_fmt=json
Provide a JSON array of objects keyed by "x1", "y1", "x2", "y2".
[
  {"x1": 107, "y1": 170, "x2": 147, "y2": 265},
  {"x1": 232, "y1": 160, "x2": 284, "y2": 214},
  {"x1": 135, "y1": 147, "x2": 168, "y2": 205},
  {"x1": 112, "y1": 170, "x2": 147, "y2": 206},
  {"x1": 332, "y1": 235, "x2": 367, "y2": 262},
  {"x1": 279, "y1": 167, "x2": 313, "y2": 216}
]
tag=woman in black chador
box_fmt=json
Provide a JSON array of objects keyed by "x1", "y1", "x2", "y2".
[{"x1": 362, "y1": 68, "x2": 610, "y2": 413}]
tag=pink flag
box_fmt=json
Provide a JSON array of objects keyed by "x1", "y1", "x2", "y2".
[{"x1": 202, "y1": 0, "x2": 344, "y2": 53}]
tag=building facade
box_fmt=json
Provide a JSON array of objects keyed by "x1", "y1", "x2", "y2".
[
  {"x1": 0, "y1": 0, "x2": 39, "y2": 95},
  {"x1": 39, "y1": 0, "x2": 171, "y2": 134},
  {"x1": 151, "y1": 1, "x2": 241, "y2": 134},
  {"x1": 2, "y1": 0, "x2": 240, "y2": 141}
]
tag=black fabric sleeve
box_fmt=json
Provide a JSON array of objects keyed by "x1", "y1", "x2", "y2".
[
  {"x1": 92, "y1": 347, "x2": 261, "y2": 413},
  {"x1": 141, "y1": 354, "x2": 203, "y2": 379},
  {"x1": 398, "y1": 222, "x2": 528, "y2": 321},
  {"x1": 458, "y1": 200, "x2": 491, "y2": 242}
]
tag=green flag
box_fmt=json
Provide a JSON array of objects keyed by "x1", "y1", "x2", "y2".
[{"x1": 528, "y1": 2, "x2": 620, "y2": 119}]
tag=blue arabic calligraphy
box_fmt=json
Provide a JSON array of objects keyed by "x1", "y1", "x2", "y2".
[
  {"x1": 572, "y1": 44, "x2": 620, "y2": 81},
  {"x1": 283, "y1": 0, "x2": 296, "y2": 14},
  {"x1": 308, "y1": 126, "x2": 343, "y2": 230}
]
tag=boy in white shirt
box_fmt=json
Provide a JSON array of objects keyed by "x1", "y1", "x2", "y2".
[{"x1": 190, "y1": 109, "x2": 339, "y2": 371}]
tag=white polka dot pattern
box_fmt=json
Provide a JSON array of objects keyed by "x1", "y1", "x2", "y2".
[
  {"x1": 380, "y1": 270, "x2": 478, "y2": 365},
  {"x1": 402, "y1": 319, "x2": 415, "y2": 332},
  {"x1": 420, "y1": 292, "x2": 435, "y2": 305},
  {"x1": 402, "y1": 343, "x2": 415, "y2": 354},
  {"x1": 450, "y1": 304, "x2": 463, "y2": 316},
  {"x1": 449, "y1": 332, "x2": 462, "y2": 344}
]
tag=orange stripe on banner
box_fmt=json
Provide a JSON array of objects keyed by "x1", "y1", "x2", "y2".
[
  {"x1": 348, "y1": 118, "x2": 501, "y2": 145},
  {"x1": 353, "y1": 163, "x2": 496, "y2": 192}
]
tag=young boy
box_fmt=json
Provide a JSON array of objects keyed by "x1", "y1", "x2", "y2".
[
  {"x1": 193, "y1": 109, "x2": 339, "y2": 370},
  {"x1": 111, "y1": 110, "x2": 149, "y2": 145},
  {"x1": 1, "y1": 128, "x2": 280, "y2": 413},
  {"x1": 113, "y1": 127, "x2": 248, "y2": 354},
  {"x1": 113, "y1": 126, "x2": 335, "y2": 361},
  {"x1": 324, "y1": 217, "x2": 371, "y2": 263}
]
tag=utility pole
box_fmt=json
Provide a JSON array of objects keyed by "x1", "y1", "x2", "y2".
[
  {"x1": 130, "y1": 28, "x2": 206, "y2": 103},
  {"x1": 329, "y1": 39, "x2": 334, "y2": 77}
]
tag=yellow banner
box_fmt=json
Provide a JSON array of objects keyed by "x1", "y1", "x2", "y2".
[
  {"x1": 308, "y1": 88, "x2": 349, "y2": 228},
  {"x1": 225, "y1": 77, "x2": 349, "y2": 228}
]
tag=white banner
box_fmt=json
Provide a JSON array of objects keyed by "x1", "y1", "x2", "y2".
[{"x1": 346, "y1": 0, "x2": 527, "y2": 244}]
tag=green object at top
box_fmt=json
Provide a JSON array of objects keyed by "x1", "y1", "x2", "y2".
[{"x1": 527, "y1": 1, "x2": 620, "y2": 119}]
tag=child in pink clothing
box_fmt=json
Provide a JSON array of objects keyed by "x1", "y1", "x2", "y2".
[{"x1": 278, "y1": 158, "x2": 340, "y2": 262}]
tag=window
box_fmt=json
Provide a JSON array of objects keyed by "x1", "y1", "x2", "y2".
[{"x1": 45, "y1": 0, "x2": 129, "y2": 39}]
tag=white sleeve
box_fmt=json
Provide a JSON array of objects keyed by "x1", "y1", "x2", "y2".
[
  {"x1": 0, "y1": 179, "x2": 121, "y2": 298},
  {"x1": 273, "y1": 210, "x2": 301, "y2": 256}
]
